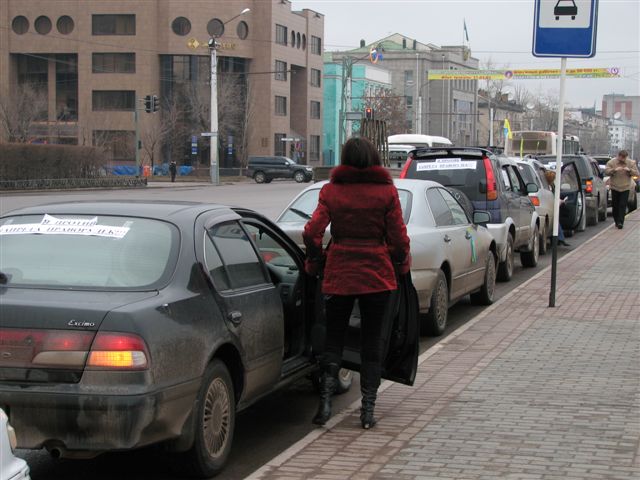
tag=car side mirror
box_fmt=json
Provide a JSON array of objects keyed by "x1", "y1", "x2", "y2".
[
  {"x1": 473, "y1": 211, "x2": 491, "y2": 224},
  {"x1": 526, "y1": 183, "x2": 539, "y2": 193}
]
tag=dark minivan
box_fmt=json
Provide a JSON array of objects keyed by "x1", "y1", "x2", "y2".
[
  {"x1": 246, "y1": 156, "x2": 313, "y2": 184},
  {"x1": 401, "y1": 147, "x2": 540, "y2": 282}
]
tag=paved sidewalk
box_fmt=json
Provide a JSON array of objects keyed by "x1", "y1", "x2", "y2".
[{"x1": 250, "y1": 211, "x2": 640, "y2": 480}]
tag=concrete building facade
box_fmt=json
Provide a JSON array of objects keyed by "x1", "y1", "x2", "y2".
[
  {"x1": 329, "y1": 34, "x2": 480, "y2": 147},
  {"x1": 0, "y1": 0, "x2": 324, "y2": 168},
  {"x1": 602, "y1": 94, "x2": 640, "y2": 132}
]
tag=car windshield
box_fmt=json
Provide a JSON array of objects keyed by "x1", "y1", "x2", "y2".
[
  {"x1": 279, "y1": 188, "x2": 412, "y2": 223},
  {"x1": 0, "y1": 214, "x2": 178, "y2": 290}
]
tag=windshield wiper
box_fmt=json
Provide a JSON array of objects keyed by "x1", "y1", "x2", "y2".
[{"x1": 288, "y1": 208, "x2": 312, "y2": 220}]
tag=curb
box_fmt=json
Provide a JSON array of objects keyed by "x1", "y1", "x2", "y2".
[{"x1": 246, "y1": 217, "x2": 622, "y2": 479}]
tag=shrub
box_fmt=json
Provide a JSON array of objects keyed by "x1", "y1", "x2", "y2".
[{"x1": 0, "y1": 143, "x2": 107, "y2": 180}]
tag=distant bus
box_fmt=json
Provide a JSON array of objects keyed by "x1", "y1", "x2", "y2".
[
  {"x1": 388, "y1": 134, "x2": 453, "y2": 149},
  {"x1": 507, "y1": 131, "x2": 580, "y2": 157}
]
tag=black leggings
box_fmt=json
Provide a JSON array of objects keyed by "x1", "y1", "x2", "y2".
[
  {"x1": 611, "y1": 189, "x2": 630, "y2": 226},
  {"x1": 323, "y1": 291, "x2": 391, "y2": 367}
]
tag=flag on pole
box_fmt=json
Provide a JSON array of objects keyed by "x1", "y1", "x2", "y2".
[
  {"x1": 503, "y1": 118, "x2": 512, "y2": 140},
  {"x1": 463, "y1": 19, "x2": 469, "y2": 42}
]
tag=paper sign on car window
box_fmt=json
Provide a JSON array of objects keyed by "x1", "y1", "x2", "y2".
[
  {"x1": 416, "y1": 158, "x2": 477, "y2": 171},
  {"x1": 0, "y1": 215, "x2": 130, "y2": 239}
]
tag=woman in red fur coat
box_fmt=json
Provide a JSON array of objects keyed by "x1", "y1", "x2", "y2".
[{"x1": 303, "y1": 137, "x2": 410, "y2": 429}]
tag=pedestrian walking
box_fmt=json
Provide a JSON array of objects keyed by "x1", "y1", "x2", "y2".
[
  {"x1": 544, "y1": 169, "x2": 570, "y2": 246},
  {"x1": 303, "y1": 137, "x2": 411, "y2": 429},
  {"x1": 169, "y1": 161, "x2": 177, "y2": 183},
  {"x1": 604, "y1": 150, "x2": 639, "y2": 229}
]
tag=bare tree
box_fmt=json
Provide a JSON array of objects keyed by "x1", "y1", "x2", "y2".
[
  {"x1": 362, "y1": 91, "x2": 408, "y2": 135},
  {"x1": 482, "y1": 58, "x2": 510, "y2": 102},
  {"x1": 0, "y1": 84, "x2": 48, "y2": 143}
]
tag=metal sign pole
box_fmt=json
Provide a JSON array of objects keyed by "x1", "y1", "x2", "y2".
[
  {"x1": 209, "y1": 41, "x2": 219, "y2": 186},
  {"x1": 549, "y1": 56, "x2": 567, "y2": 308}
]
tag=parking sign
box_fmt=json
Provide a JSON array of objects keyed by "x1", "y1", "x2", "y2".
[{"x1": 533, "y1": 0, "x2": 599, "y2": 57}]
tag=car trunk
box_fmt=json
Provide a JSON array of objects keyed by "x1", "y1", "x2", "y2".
[{"x1": 0, "y1": 288, "x2": 157, "y2": 384}]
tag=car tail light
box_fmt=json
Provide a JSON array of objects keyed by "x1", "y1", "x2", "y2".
[
  {"x1": 0, "y1": 328, "x2": 94, "y2": 369},
  {"x1": 86, "y1": 332, "x2": 149, "y2": 370},
  {"x1": 531, "y1": 196, "x2": 540, "y2": 206},
  {"x1": 585, "y1": 179, "x2": 593, "y2": 193},
  {"x1": 483, "y1": 157, "x2": 498, "y2": 201},
  {"x1": 399, "y1": 154, "x2": 413, "y2": 179}
]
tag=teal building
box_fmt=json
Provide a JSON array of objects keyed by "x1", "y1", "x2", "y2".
[{"x1": 323, "y1": 55, "x2": 392, "y2": 165}]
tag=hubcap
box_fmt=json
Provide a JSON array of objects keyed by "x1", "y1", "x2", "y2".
[
  {"x1": 436, "y1": 279, "x2": 448, "y2": 329},
  {"x1": 506, "y1": 242, "x2": 513, "y2": 275},
  {"x1": 203, "y1": 378, "x2": 230, "y2": 459},
  {"x1": 533, "y1": 231, "x2": 539, "y2": 262},
  {"x1": 486, "y1": 256, "x2": 496, "y2": 299}
]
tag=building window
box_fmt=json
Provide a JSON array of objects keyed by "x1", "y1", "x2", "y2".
[
  {"x1": 291, "y1": 31, "x2": 296, "y2": 47},
  {"x1": 274, "y1": 133, "x2": 286, "y2": 156},
  {"x1": 404, "y1": 70, "x2": 414, "y2": 85},
  {"x1": 276, "y1": 24, "x2": 287, "y2": 45},
  {"x1": 35, "y1": 16, "x2": 52, "y2": 35},
  {"x1": 310, "y1": 35, "x2": 321, "y2": 55},
  {"x1": 92, "y1": 53, "x2": 135, "y2": 73},
  {"x1": 275, "y1": 96, "x2": 287, "y2": 116},
  {"x1": 207, "y1": 18, "x2": 224, "y2": 37},
  {"x1": 237, "y1": 21, "x2": 249, "y2": 40},
  {"x1": 406, "y1": 96, "x2": 413, "y2": 108},
  {"x1": 310, "y1": 101, "x2": 321, "y2": 119},
  {"x1": 94, "y1": 130, "x2": 135, "y2": 162},
  {"x1": 56, "y1": 54, "x2": 78, "y2": 121},
  {"x1": 56, "y1": 16, "x2": 74, "y2": 35},
  {"x1": 92, "y1": 90, "x2": 136, "y2": 111},
  {"x1": 171, "y1": 17, "x2": 191, "y2": 36},
  {"x1": 12, "y1": 16, "x2": 29, "y2": 35},
  {"x1": 275, "y1": 60, "x2": 287, "y2": 81},
  {"x1": 310, "y1": 68, "x2": 321, "y2": 87},
  {"x1": 297, "y1": 32, "x2": 301, "y2": 49},
  {"x1": 92, "y1": 14, "x2": 136, "y2": 35},
  {"x1": 302, "y1": 34, "x2": 307, "y2": 50},
  {"x1": 309, "y1": 135, "x2": 320, "y2": 161}
]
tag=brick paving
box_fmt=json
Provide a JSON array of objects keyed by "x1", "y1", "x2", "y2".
[{"x1": 249, "y1": 212, "x2": 640, "y2": 480}]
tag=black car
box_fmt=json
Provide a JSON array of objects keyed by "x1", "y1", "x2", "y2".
[
  {"x1": 401, "y1": 147, "x2": 540, "y2": 282},
  {"x1": 246, "y1": 156, "x2": 313, "y2": 184},
  {"x1": 0, "y1": 202, "x2": 417, "y2": 477},
  {"x1": 538, "y1": 155, "x2": 607, "y2": 229}
]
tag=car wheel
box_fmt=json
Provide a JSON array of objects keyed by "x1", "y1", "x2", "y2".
[
  {"x1": 576, "y1": 193, "x2": 587, "y2": 232},
  {"x1": 422, "y1": 270, "x2": 448, "y2": 336},
  {"x1": 598, "y1": 200, "x2": 607, "y2": 221},
  {"x1": 183, "y1": 360, "x2": 235, "y2": 478},
  {"x1": 586, "y1": 199, "x2": 598, "y2": 226},
  {"x1": 497, "y1": 234, "x2": 514, "y2": 282},
  {"x1": 310, "y1": 368, "x2": 353, "y2": 395},
  {"x1": 539, "y1": 220, "x2": 548, "y2": 255},
  {"x1": 264, "y1": 178, "x2": 273, "y2": 184},
  {"x1": 294, "y1": 171, "x2": 306, "y2": 183},
  {"x1": 629, "y1": 192, "x2": 638, "y2": 212},
  {"x1": 470, "y1": 250, "x2": 496, "y2": 306},
  {"x1": 254, "y1": 171, "x2": 266, "y2": 184},
  {"x1": 520, "y1": 225, "x2": 539, "y2": 268}
]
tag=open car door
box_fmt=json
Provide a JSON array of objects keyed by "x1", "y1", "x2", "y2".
[
  {"x1": 312, "y1": 273, "x2": 420, "y2": 386},
  {"x1": 559, "y1": 162, "x2": 584, "y2": 230}
]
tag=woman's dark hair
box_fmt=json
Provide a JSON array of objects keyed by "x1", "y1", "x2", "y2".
[{"x1": 340, "y1": 137, "x2": 382, "y2": 169}]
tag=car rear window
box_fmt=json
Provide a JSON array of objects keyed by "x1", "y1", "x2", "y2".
[
  {"x1": 278, "y1": 188, "x2": 412, "y2": 223},
  {"x1": 407, "y1": 154, "x2": 487, "y2": 201},
  {"x1": 0, "y1": 214, "x2": 178, "y2": 290}
]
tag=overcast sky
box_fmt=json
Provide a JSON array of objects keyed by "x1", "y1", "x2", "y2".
[{"x1": 293, "y1": 0, "x2": 640, "y2": 108}]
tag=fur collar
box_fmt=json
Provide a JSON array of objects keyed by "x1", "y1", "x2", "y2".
[{"x1": 330, "y1": 165, "x2": 393, "y2": 184}]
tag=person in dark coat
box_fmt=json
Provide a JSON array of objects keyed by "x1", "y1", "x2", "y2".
[
  {"x1": 303, "y1": 137, "x2": 411, "y2": 429},
  {"x1": 169, "y1": 161, "x2": 177, "y2": 183}
]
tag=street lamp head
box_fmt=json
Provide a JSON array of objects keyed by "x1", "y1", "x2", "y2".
[
  {"x1": 241, "y1": 8, "x2": 251, "y2": 14},
  {"x1": 208, "y1": 38, "x2": 215, "y2": 48}
]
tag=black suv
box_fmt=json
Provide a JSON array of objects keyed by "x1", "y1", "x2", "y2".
[
  {"x1": 246, "y1": 156, "x2": 313, "y2": 184},
  {"x1": 538, "y1": 155, "x2": 607, "y2": 229},
  {"x1": 401, "y1": 147, "x2": 540, "y2": 282}
]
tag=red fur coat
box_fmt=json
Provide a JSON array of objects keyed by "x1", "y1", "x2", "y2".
[{"x1": 303, "y1": 165, "x2": 410, "y2": 295}]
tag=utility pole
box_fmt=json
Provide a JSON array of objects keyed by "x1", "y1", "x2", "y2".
[
  {"x1": 441, "y1": 54, "x2": 445, "y2": 136},
  {"x1": 415, "y1": 53, "x2": 421, "y2": 135},
  {"x1": 208, "y1": 38, "x2": 219, "y2": 185},
  {"x1": 134, "y1": 95, "x2": 141, "y2": 176}
]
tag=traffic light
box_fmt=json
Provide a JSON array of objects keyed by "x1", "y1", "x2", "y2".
[
  {"x1": 144, "y1": 95, "x2": 159, "y2": 113},
  {"x1": 364, "y1": 107, "x2": 374, "y2": 120}
]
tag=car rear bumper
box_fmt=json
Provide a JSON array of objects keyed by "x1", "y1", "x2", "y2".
[
  {"x1": 486, "y1": 223, "x2": 509, "y2": 262},
  {"x1": 0, "y1": 378, "x2": 200, "y2": 452}
]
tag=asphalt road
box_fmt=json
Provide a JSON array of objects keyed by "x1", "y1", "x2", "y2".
[{"x1": 3, "y1": 181, "x2": 615, "y2": 479}]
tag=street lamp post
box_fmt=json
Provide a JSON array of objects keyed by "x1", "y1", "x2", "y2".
[{"x1": 208, "y1": 7, "x2": 250, "y2": 185}]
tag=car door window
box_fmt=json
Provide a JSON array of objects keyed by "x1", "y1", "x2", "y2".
[
  {"x1": 438, "y1": 188, "x2": 470, "y2": 225},
  {"x1": 426, "y1": 188, "x2": 454, "y2": 226},
  {"x1": 500, "y1": 167, "x2": 512, "y2": 191},
  {"x1": 207, "y1": 221, "x2": 268, "y2": 289},
  {"x1": 244, "y1": 223, "x2": 297, "y2": 269},
  {"x1": 203, "y1": 234, "x2": 232, "y2": 291},
  {"x1": 506, "y1": 166, "x2": 524, "y2": 194},
  {"x1": 561, "y1": 163, "x2": 580, "y2": 191}
]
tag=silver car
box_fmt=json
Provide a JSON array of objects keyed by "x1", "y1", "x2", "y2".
[
  {"x1": 0, "y1": 409, "x2": 30, "y2": 480},
  {"x1": 276, "y1": 179, "x2": 498, "y2": 335},
  {"x1": 515, "y1": 158, "x2": 555, "y2": 254}
]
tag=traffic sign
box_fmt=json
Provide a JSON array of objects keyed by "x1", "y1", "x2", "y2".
[{"x1": 533, "y1": 0, "x2": 599, "y2": 58}]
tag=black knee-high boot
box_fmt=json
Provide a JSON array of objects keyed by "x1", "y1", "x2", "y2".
[
  {"x1": 360, "y1": 362, "x2": 381, "y2": 429},
  {"x1": 312, "y1": 363, "x2": 339, "y2": 426}
]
